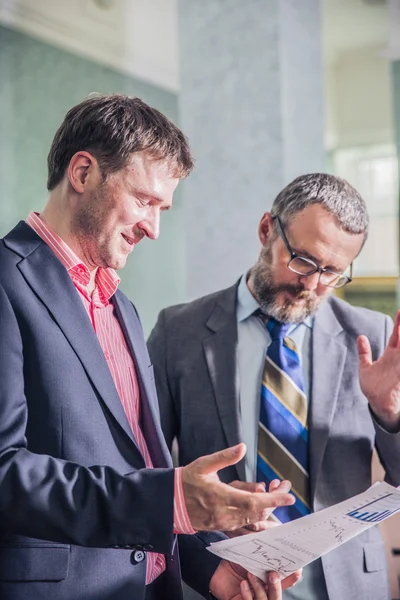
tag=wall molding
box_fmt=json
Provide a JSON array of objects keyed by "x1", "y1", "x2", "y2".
[{"x1": 0, "y1": 0, "x2": 179, "y2": 92}]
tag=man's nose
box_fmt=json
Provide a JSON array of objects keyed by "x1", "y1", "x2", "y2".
[
  {"x1": 142, "y1": 208, "x2": 160, "y2": 240},
  {"x1": 299, "y1": 271, "x2": 320, "y2": 291}
]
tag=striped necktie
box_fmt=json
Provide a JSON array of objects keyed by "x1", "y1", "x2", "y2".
[{"x1": 257, "y1": 316, "x2": 310, "y2": 522}]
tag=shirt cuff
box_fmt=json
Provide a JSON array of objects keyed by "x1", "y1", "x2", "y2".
[{"x1": 174, "y1": 467, "x2": 196, "y2": 535}]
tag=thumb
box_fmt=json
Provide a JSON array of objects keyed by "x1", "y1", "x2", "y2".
[
  {"x1": 388, "y1": 310, "x2": 400, "y2": 349},
  {"x1": 357, "y1": 335, "x2": 372, "y2": 369},
  {"x1": 194, "y1": 443, "x2": 247, "y2": 476}
]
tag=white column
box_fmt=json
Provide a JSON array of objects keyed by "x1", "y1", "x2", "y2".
[{"x1": 179, "y1": 0, "x2": 325, "y2": 299}]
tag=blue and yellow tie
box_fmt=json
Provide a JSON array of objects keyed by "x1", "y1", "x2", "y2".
[{"x1": 257, "y1": 316, "x2": 310, "y2": 522}]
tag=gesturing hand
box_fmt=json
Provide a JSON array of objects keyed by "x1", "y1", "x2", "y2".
[
  {"x1": 182, "y1": 443, "x2": 295, "y2": 532},
  {"x1": 224, "y1": 479, "x2": 286, "y2": 538},
  {"x1": 358, "y1": 310, "x2": 400, "y2": 429}
]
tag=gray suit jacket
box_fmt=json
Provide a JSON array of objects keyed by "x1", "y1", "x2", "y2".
[{"x1": 148, "y1": 282, "x2": 400, "y2": 600}]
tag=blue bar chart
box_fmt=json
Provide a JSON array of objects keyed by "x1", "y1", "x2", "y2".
[{"x1": 347, "y1": 493, "x2": 400, "y2": 523}]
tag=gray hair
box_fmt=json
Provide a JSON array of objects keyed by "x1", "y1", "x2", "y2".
[{"x1": 270, "y1": 173, "x2": 369, "y2": 238}]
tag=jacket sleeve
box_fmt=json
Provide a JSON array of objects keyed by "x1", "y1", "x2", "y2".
[
  {"x1": 147, "y1": 309, "x2": 178, "y2": 452},
  {"x1": 179, "y1": 531, "x2": 225, "y2": 599},
  {"x1": 0, "y1": 283, "x2": 176, "y2": 552}
]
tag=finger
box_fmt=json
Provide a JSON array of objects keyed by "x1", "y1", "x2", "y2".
[
  {"x1": 262, "y1": 491, "x2": 295, "y2": 508},
  {"x1": 246, "y1": 520, "x2": 280, "y2": 532},
  {"x1": 270, "y1": 480, "x2": 291, "y2": 494},
  {"x1": 240, "y1": 578, "x2": 255, "y2": 600},
  {"x1": 224, "y1": 526, "x2": 251, "y2": 538},
  {"x1": 227, "y1": 513, "x2": 279, "y2": 536},
  {"x1": 220, "y1": 488, "x2": 295, "y2": 530},
  {"x1": 247, "y1": 573, "x2": 267, "y2": 599},
  {"x1": 233, "y1": 490, "x2": 295, "y2": 516},
  {"x1": 281, "y1": 569, "x2": 302, "y2": 591},
  {"x1": 248, "y1": 572, "x2": 270, "y2": 599},
  {"x1": 268, "y1": 479, "x2": 281, "y2": 492},
  {"x1": 249, "y1": 491, "x2": 296, "y2": 518},
  {"x1": 194, "y1": 443, "x2": 247, "y2": 475},
  {"x1": 357, "y1": 335, "x2": 372, "y2": 368},
  {"x1": 230, "y1": 480, "x2": 266, "y2": 493},
  {"x1": 238, "y1": 492, "x2": 294, "y2": 529},
  {"x1": 388, "y1": 310, "x2": 400, "y2": 348},
  {"x1": 266, "y1": 571, "x2": 282, "y2": 600}
]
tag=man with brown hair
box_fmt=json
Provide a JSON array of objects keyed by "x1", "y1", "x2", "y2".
[{"x1": 0, "y1": 94, "x2": 299, "y2": 600}]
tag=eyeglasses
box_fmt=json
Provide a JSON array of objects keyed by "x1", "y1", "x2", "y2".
[{"x1": 272, "y1": 216, "x2": 352, "y2": 289}]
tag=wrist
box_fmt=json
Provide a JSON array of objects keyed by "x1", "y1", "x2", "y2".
[
  {"x1": 370, "y1": 406, "x2": 400, "y2": 432},
  {"x1": 209, "y1": 562, "x2": 223, "y2": 599}
]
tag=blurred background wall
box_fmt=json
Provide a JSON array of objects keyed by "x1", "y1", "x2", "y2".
[
  {"x1": 1, "y1": 0, "x2": 398, "y2": 332},
  {"x1": 1, "y1": 0, "x2": 400, "y2": 596}
]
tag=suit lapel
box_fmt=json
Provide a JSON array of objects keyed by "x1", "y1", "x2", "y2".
[
  {"x1": 6, "y1": 224, "x2": 141, "y2": 453},
  {"x1": 309, "y1": 299, "x2": 347, "y2": 501},
  {"x1": 203, "y1": 284, "x2": 245, "y2": 481},
  {"x1": 112, "y1": 293, "x2": 172, "y2": 469}
]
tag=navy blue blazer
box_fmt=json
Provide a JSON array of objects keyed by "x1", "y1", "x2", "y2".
[{"x1": 0, "y1": 222, "x2": 221, "y2": 600}]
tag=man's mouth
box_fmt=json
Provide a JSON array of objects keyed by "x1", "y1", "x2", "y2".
[
  {"x1": 121, "y1": 233, "x2": 136, "y2": 249},
  {"x1": 283, "y1": 288, "x2": 314, "y2": 304},
  {"x1": 284, "y1": 288, "x2": 303, "y2": 299}
]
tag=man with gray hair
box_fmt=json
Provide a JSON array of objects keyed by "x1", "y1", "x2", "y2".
[{"x1": 148, "y1": 173, "x2": 400, "y2": 600}]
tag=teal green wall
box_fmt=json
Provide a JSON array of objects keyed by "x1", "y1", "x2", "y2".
[{"x1": 0, "y1": 25, "x2": 186, "y2": 335}]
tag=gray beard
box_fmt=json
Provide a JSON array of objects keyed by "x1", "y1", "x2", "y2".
[{"x1": 251, "y1": 260, "x2": 322, "y2": 324}]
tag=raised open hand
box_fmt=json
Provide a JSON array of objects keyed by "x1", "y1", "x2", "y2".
[{"x1": 358, "y1": 310, "x2": 400, "y2": 429}]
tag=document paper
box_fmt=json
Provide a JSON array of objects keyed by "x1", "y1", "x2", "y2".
[{"x1": 208, "y1": 482, "x2": 400, "y2": 581}]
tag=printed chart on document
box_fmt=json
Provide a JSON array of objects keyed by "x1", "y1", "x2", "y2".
[{"x1": 208, "y1": 482, "x2": 400, "y2": 582}]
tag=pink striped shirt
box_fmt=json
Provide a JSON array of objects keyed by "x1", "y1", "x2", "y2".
[{"x1": 26, "y1": 212, "x2": 194, "y2": 584}]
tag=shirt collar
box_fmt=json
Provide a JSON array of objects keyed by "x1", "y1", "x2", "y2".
[
  {"x1": 26, "y1": 211, "x2": 120, "y2": 304},
  {"x1": 236, "y1": 273, "x2": 313, "y2": 330}
]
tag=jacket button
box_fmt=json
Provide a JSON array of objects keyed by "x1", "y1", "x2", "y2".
[{"x1": 131, "y1": 549, "x2": 146, "y2": 565}]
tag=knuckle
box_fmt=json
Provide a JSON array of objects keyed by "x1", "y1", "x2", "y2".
[
  {"x1": 260, "y1": 508, "x2": 271, "y2": 520},
  {"x1": 247, "y1": 496, "x2": 257, "y2": 513},
  {"x1": 219, "y1": 448, "x2": 228, "y2": 461},
  {"x1": 229, "y1": 480, "x2": 242, "y2": 491},
  {"x1": 201, "y1": 506, "x2": 217, "y2": 530}
]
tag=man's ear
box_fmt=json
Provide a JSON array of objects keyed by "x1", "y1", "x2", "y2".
[
  {"x1": 258, "y1": 212, "x2": 274, "y2": 246},
  {"x1": 67, "y1": 151, "x2": 99, "y2": 193}
]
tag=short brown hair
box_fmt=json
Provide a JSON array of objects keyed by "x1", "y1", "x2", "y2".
[{"x1": 47, "y1": 94, "x2": 193, "y2": 190}]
